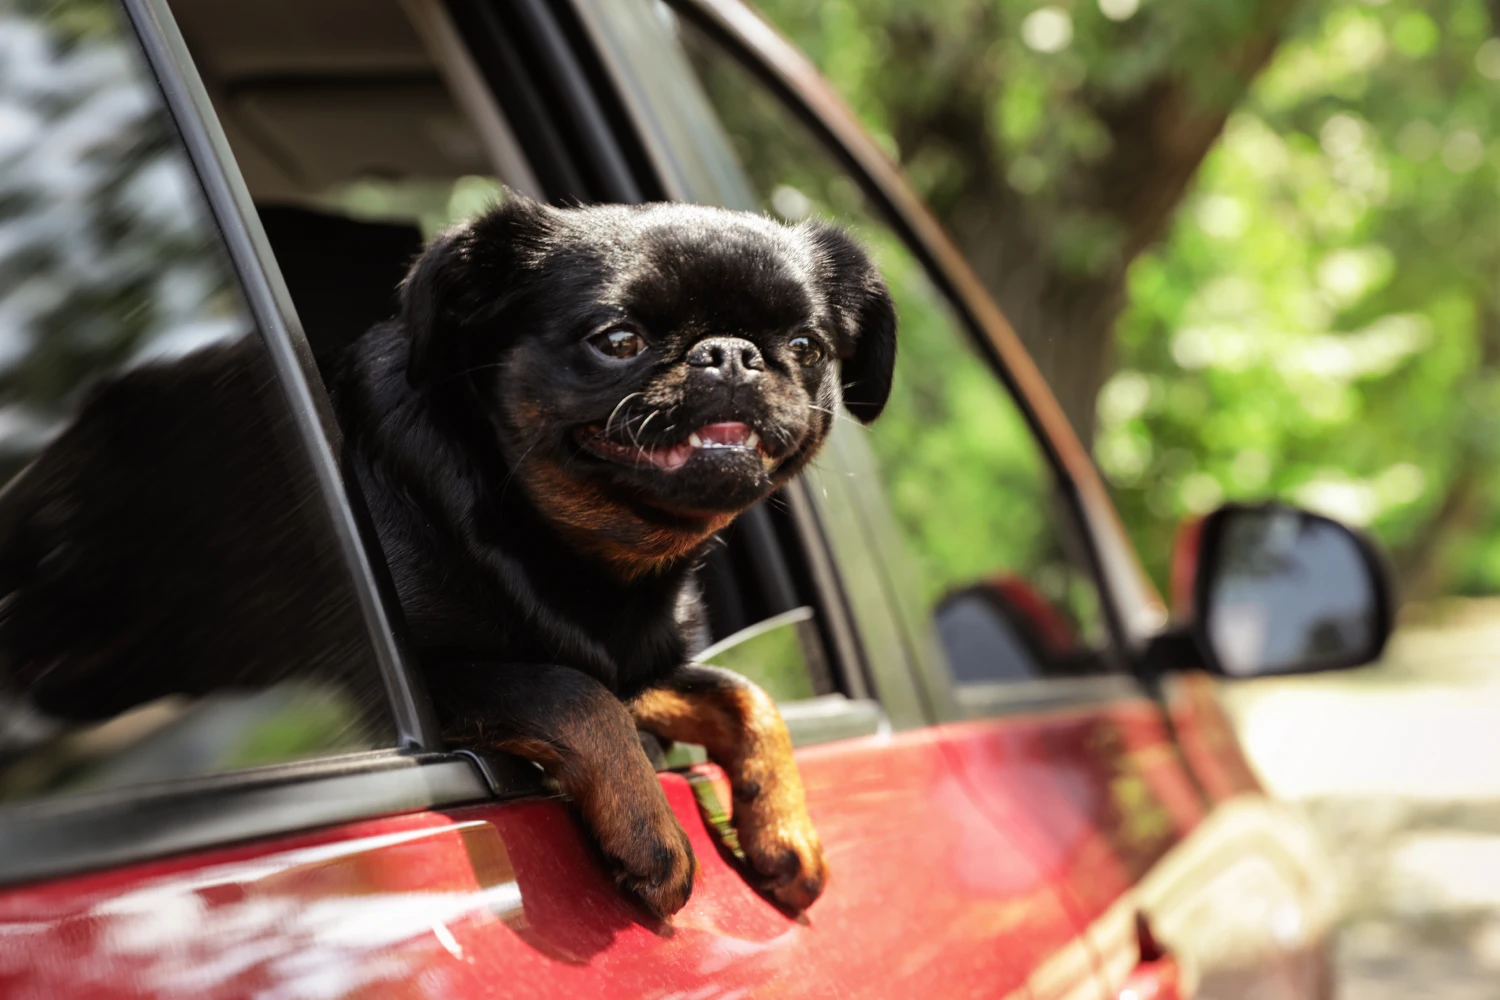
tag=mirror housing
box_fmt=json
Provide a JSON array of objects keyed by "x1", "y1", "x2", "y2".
[{"x1": 1165, "y1": 503, "x2": 1394, "y2": 678}]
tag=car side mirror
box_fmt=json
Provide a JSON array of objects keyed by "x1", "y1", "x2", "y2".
[{"x1": 1166, "y1": 503, "x2": 1394, "y2": 678}]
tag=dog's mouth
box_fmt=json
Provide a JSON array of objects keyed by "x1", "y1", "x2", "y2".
[{"x1": 573, "y1": 421, "x2": 772, "y2": 472}]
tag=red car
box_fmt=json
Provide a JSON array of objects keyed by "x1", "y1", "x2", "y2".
[{"x1": 0, "y1": 0, "x2": 1391, "y2": 997}]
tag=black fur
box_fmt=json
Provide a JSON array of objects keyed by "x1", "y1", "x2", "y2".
[
  {"x1": 331, "y1": 196, "x2": 897, "y2": 700},
  {"x1": 0, "y1": 196, "x2": 893, "y2": 913}
]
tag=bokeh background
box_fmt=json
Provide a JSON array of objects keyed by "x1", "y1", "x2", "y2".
[{"x1": 744, "y1": 0, "x2": 1500, "y2": 993}]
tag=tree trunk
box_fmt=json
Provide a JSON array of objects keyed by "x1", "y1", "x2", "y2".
[{"x1": 883, "y1": 7, "x2": 1299, "y2": 448}]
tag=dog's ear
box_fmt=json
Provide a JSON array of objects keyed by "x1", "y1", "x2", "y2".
[
  {"x1": 402, "y1": 193, "x2": 553, "y2": 386},
  {"x1": 800, "y1": 220, "x2": 898, "y2": 423}
]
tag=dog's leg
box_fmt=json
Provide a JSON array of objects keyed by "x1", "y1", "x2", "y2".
[
  {"x1": 430, "y1": 663, "x2": 695, "y2": 917},
  {"x1": 630, "y1": 665, "x2": 826, "y2": 911}
]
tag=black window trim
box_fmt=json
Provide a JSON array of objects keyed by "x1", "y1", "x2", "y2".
[
  {"x1": 0, "y1": 750, "x2": 543, "y2": 887},
  {"x1": 405, "y1": 0, "x2": 548, "y2": 201},
  {"x1": 444, "y1": 0, "x2": 660, "y2": 204}
]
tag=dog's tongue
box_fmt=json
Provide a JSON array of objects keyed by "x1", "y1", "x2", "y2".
[
  {"x1": 579, "y1": 420, "x2": 763, "y2": 471},
  {"x1": 639, "y1": 440, "x2": 694, "y2": 471},
  {"x1": 638, "y1": 423, "x2": 753, "y2": 469}
]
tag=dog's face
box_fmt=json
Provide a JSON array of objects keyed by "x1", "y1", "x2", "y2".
[{"x1": 400, "y1": 196, "x2": 896, "y2": 575}]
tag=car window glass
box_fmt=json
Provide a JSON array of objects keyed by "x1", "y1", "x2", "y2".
[
  {"x1": 688, "y1": 488, "x2": 841, "y2": 703},
  {"x1": 673, "y1": 18, "x2": 1110, "y2": 685},
  {"x1": 0, "y1": 0, "x2": 394, "y2": 805}
]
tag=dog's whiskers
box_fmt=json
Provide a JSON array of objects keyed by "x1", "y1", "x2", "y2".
[
  {"x1": 632, "y1": 408, "x2": 662, "y2": 456},
  {"x1": 812, "y1": 401, "x2": 871, "y2": 434},
  {"x1": 605, "y1": 392, "x2": 644, "y2": 439}
]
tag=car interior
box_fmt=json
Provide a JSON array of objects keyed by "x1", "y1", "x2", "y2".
[{"x1": 169, "y1": 0, "x2": 843, "y2": 703}]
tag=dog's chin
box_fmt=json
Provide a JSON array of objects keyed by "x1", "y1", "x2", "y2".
[{"x1": 571, "y1": 421, "x2": 784, "y2": 515}]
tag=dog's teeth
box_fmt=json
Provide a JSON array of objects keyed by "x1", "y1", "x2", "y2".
[
  {"x1": 688, "y1": 432, "x2": 704, "y2": 448},
  {"x1": 745, "y1": 431, "x2": 760, "y2": 450}
]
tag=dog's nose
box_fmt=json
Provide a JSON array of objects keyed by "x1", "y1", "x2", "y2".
[{"x1": 686, "y1": 337, "x2": 765, "y2": 384}]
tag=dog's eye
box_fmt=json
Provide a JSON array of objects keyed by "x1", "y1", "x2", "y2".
[
  {"x1": 789, "y1": 334, "x2": 825, "y2": 367},
  {"x1": 589, "y1": 329, "x2": 647, "y2": 360}
]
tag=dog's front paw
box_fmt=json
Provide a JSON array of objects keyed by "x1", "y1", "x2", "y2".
[
  {"x1": 734, "y1": 787, "x2": 828, "y2": 912},
  {"x1": 592, "y1": 790, "x2": 697, "y2": 918}
]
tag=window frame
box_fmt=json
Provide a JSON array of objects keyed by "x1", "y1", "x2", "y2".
[{"x1": 633, "y1": 0, "x2": 1172, "y2": 718}]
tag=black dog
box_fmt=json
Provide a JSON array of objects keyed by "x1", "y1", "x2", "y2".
[
  {"x1": 331, "y1": 196, "x2": 895, "y2": 915},
  {"x1": 0, "y1": 195, "x2": 895, "y2": 917}
]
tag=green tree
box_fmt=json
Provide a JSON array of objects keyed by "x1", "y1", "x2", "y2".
[
  {"x1": 754, "y1": 0, "x2": 1301, "y2": 446},
  {"x1": 1104, "y1": 0, "x2": 1500, "y2": 597},
  {"x1": 757, "y1": 0, "x2": 1500, "y2": 599}
]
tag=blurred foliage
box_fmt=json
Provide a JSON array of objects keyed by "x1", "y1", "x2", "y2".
[
  {"x1": 752, "y1": 0, "x2": 1500, "y2": 601},
  {"x1": 752, "y1": 0, "x2": 1289, "y2": 275},
  {"x1": 322, "y1": 174, "x2": 506, "y2": 239},
  {"x1": 699, "y1": 612, "x2": 818, "y2": 701},
  {"x1": 0, "y1": 685, "x2": 376, "y2": 800},
  {"x1": 223, "y1": 686, "x2": 376, "y2": 769},
  {"x1": 1107, "y1": 0, "x2": 1500, "y2": 597},
  {"x1": 0, "y1": 0, "x2": 246, "y2": 479}
]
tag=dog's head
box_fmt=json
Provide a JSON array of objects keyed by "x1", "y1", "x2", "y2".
[{"x1": 398, "y1": 195, "x2": 896, "y2": 576}]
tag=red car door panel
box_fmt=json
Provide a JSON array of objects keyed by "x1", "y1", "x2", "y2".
[
  {"x1": 939, "y1": 697, "x2": 1206, "y2": 997},
  {"x1": 940, "y1": 689, "x2": 1338, "y2": 1000},
  {"x1": 0, "y1": 730, "x2": 1103, "y2": 1000},
  {"x1": 940, "y1": 700, "x2": 1208, "y2": 916}
]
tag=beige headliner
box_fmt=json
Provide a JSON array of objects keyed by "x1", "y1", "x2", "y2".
[{"x1": 170, "y1": 0, "x2": 494, "y2": 202}]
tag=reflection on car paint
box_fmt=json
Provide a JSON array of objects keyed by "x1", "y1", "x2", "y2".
[{"x1": 0, "y1": 729, "x2": 1110, "y2": 999}]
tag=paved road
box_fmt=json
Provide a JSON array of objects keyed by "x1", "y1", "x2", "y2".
[{"x1": 1221, "y1": 600, "x2": 1500, "y2": 999}]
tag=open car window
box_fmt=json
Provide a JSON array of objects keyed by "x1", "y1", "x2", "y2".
[
  {"x1": 174, "y1": 0, "x2": 845, "y2": 720},
  {"x1": 0, "y1": 0, "x2": 398, "y2": 808}
]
